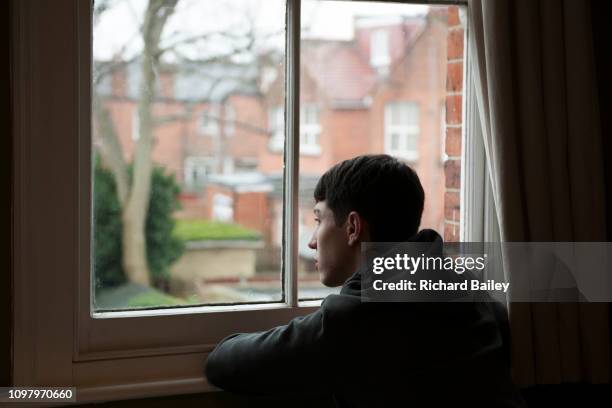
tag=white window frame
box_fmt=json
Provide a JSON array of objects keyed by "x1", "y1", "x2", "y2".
[
  {"x1": 384, "y1": 101, "x2": 420, "y2": 161},
  {"x1": 12, "y1": 0, "x2": 482, "y2": 403}
]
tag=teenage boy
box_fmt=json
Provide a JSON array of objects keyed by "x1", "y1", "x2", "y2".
[{"x1": 205, "y1": 154, "x2": 525, "y2": 407}]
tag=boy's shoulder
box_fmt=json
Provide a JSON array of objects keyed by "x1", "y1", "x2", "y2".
[{"x1": 320, "y1": 293, "x2": 364, "y2": 318}]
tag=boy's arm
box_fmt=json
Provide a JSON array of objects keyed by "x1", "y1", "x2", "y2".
[{"x1": 204, "y1": 307, "x2": 334, "y2": 396}]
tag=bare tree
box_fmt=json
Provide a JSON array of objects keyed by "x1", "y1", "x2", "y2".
[
  {"x1": 93, "y1": 0, "x2": 277, "y2": 287},
  {"x1": 94, "y1": 0, "x2": 178, "y2": 286}
]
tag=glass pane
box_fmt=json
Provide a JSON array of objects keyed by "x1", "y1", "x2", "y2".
[
  {"x1": 391, "y1": 133, "x2": 400, "y2": 150},
  {"x1": 390, "y1": 103, "x2": 399, "y2": 126},
  {"x1": 406, "y1": 132, "x2": 418, "y2": 152},
  {"x1": 398, "y1": 102, "x2": 419, "y2": 126},
  {"x1": 299, "y1": 0, "x2": 454, "y2": 299},
  {"x1": 92, "y1": 0, "x2": 286, "y2": 310}
]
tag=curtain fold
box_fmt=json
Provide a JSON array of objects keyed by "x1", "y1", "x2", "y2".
[{"x1": 468, "y1": 0, "x2": 609, "y2": 386}]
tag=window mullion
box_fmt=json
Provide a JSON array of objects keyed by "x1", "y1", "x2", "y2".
[{"x1": 283, "y1": 0, "x2": 300, "y2": 307}]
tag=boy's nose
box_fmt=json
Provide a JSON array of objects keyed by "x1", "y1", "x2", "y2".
[{"x1": 308, "y1": 235, "x2": 317, "y2": 250}]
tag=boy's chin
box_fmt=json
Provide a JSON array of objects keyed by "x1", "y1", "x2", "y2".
[{"x1": 319, "y1": 271, "x2": 344, "y2": 288}]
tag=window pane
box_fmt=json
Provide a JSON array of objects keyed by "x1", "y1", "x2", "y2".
[
  {"x1": 403, "y1": 103, "x2": 419, "y2": 125},
  {"x1": 299, "y1": 0, "x2": 455, "y2": 299},
  {"x1": 92, "y1": 0, "x2": 286, "y2": 310},
  {"x1": 406, "y1": 132, "x2": 418, "y2": 152},
  {"x1": 391, "y1": 133, "x2": 400, "y2": 150}
]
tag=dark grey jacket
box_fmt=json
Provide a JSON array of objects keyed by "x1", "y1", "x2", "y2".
[{"x1": 205, "y1": 230, "x2": 526, "y2": 407}]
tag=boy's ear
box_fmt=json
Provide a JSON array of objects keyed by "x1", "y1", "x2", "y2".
[{"x1": 346, "y1": 211, "x2": 363, "y2": 247}]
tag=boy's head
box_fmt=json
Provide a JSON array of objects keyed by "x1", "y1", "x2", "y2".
[{"x1": 309, "y1": 154, "x2": 425, "y2": 286}]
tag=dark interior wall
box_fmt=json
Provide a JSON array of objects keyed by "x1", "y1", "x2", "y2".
[{"x1": 2, "y1": 0, "x2": 12, "y2": 388}]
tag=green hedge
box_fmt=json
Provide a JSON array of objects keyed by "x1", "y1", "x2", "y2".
[
  {"x1": 173, "y1": 219, "x2": 261, "y2": 242},
  {"x1": 93, "y1": 160, "x2": 184, "y2": 291}
]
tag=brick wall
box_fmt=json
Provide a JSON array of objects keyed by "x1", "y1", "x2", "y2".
[
  {"x1": 443, "y1": 6, "x2": 464, "y2": 242},
  {"x1": 368, "y1": 12, "x2": 448, "y2": 233},
  {"x1": 203, "y1": 184, "x2": 273, "y2": 245}
]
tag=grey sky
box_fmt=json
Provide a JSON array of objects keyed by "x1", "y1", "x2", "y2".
[{"x1": 94, "y1": 0, "x2": 428, "y2": 60}]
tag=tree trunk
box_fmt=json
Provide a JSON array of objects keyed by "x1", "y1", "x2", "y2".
[
  {"x1": 120, "y1": 0, "x2": 178, "y2": 286},
  {"x1": 121, "y1": 206, "x2": 150, "y2": 286}
]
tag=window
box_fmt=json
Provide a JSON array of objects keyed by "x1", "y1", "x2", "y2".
[
  {"x1": 370, "y1": 29, "x2": 390, "y2": 68},
  {"x1": 184, "y1": 156, "x2": 214, "y2": 190},
  {"x1": 199, "y1": 104, "x2": 220, "y2": 136},
  {"x1": 300, "y1": 105, "x2": 321, "y2": 155},
  {"x1": 384, "y1": 102, "x2": 420, "y2": 161},
  {"x1": 92, "y1": 0, "x2": 287, "y2": 310},
  {"x1": 271, "y1": 104, "x2": 321, "y2": 155},
  {"x1": 13, "y1": 0, "x2": 475, "y2": 403},
  {"x1": 212, "y1": 193, "x2": 234, "y2": 222},
  {"x1": 268, "y1": 106, "x2": 284, "y2": 152}
]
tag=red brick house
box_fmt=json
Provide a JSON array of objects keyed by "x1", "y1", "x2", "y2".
[
  {"x1": 96, "y1": 10, "x2": 450, "y2": 263},
  {"x1": 259, "y1": 12, "x2": 448, "y2": 245}
]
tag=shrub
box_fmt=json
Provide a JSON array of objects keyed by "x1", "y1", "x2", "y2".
[
  {"x1": 173, "y1": 219, "x2": 261, "y2": 242},
  {"x1": 93, "y1": 160, "x2": 184, "y2": 292},
  {"x1": 93, "y1": 162, "x2": 124, "y2": 290}
]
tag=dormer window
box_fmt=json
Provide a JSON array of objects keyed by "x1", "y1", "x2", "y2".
[{"x1": 370, "y1": 29, "x2": 390, "y2": 69}]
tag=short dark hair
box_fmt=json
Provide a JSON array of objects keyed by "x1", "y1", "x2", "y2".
[{"x1": 314, "y1": 154, "x2": 425, "y2": 241}]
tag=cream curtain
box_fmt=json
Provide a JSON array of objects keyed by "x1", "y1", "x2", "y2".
[{"x1": 467, "y1": 0, "x2": 609, "y2": 386}]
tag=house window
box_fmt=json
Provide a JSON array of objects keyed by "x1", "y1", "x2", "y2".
[
  {"x1": 199, "y1": 104, "x2": 220, "y2": 136},
  {"x1": 384, "y1": 102, "x2": 420, "y2": 161},
  {"x1": 184, "y1": 156, "x2": 214, "y2": 190},
  {"x1": 212, "y1": 193, "x2": 234, "y2": 222},
  {"x1": 13, "y1": 0, "x2": 472, "y2": 402},
  {"x1": 300, "y1": 105, "x2": 321, "y2": 155},
  {"x1": 370, "y1": 29, "x2": 390, "y2": 69},
  {"x1": 268, "y1": 106, "x2": 284, "y2": 152}
]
